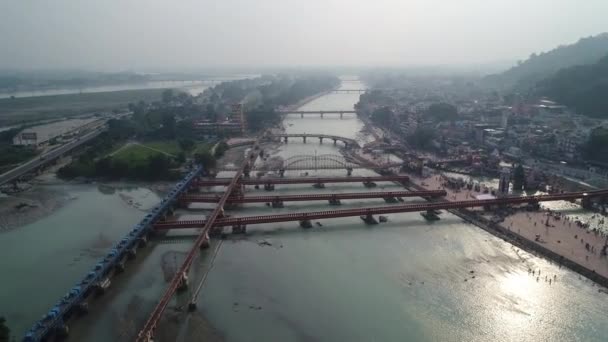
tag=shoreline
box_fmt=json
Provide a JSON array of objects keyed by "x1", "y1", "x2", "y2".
[{"x1": 355, "y1": 113, "x2": 608, "y2": 289}]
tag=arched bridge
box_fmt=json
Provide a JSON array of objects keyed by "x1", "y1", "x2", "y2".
[
  {"x1": 281, "y1": 154, "x2": 360, "y2": 170},
  {"x1": 272, "y1": 133, "x2": 360, "y2": 149},
  {"x1": 221, "y1": 154, "x2": 402, "y2": 173}
]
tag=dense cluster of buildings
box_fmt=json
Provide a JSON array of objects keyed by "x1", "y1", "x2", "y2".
[{"x1": 357, "y1": 82, "x2": 608, "y2": 188}]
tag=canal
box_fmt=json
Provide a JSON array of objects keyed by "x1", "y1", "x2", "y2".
[{"x1": 2, "y1": 78, "x2": 608, "y2": 341}]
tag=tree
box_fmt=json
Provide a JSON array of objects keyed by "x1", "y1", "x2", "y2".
[
  {"x1": 0, "y1": 317, "x2": 8, "y2": 342},
  {"x1": 512, "y1": 164, "x2": 526, "y2": 190},
  {"x1": 583, "y1": 127, "x2": 608, "y2": 162},
  {"x1": 147, "y1": 155, "x2": 171, "y2": 180},
  {"x1": 371, "y1": 107, "x2": 393, "y2": 126},
  {"x1": 194, "y1": 150, "x2": 216, "y2": 169},
  {"x1": 161, "y1": 113, "x2": 176, "y2": 138},
  {"x1": 178, "y1": 138, "x2": 196, "y2": 152},
  {"x1": 406, "y1": 127, "x2": 436, "y2": 149},
  {"x1": 162, "y1": 89, "x2": 174, "y2": 103},
  {"x1": 214, "y1": 141, "x2": 229, "y2": 158},
  {"x1": 426, "y1": 103, "x2": 458, "y2": 122}
]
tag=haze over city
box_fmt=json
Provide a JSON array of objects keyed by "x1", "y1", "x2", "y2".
[
  {"x1": 3, "y1": 1, "x2": 608, "y2": 342},
  {"x1": 2, "y1": 0, "x2": 608, "y2": 70}
]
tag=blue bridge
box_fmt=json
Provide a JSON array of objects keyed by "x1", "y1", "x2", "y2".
[{"x1": 23, "y1": 165, "x2": 205, "y2": 342}]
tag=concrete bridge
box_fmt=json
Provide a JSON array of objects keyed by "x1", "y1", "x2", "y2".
[
  {"x1": 331, "y1": 89, "x2": 366, "y2": 93},
  {"x1": 272, "y1": 133, "x2": 360, "y2": 149},
  {"x1": 277, "y1": 110, "x2": 357, "y2": 119}
]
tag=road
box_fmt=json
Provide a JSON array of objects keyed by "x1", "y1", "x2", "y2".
[{"x1": 0, "y1": 126, "x2": 106, "y2": 186}]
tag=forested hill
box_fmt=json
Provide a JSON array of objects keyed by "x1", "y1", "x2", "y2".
[
  {"x1": 536, "y1": 54, "x2": 608, "y2": 118},
  {"x1": 485, "y1": 33, "x2": 608, "y2": 89}
]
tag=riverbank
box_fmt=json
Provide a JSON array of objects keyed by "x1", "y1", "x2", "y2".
[
  {"x1": 403, "y1": 171, "x2": 608, "y2": 289},
  {"x1": 354, "y1": 113, "x2": 608, "y2": 288}
]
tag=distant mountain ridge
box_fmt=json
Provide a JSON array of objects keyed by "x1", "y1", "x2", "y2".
[
  {"x1": 537, "y1": 54, "x2": 608, "y2": 118},
  {"x1": 486, "y1": 33, "x2": 608, "y2": 88}
]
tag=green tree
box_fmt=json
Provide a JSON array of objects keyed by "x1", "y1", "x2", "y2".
[
  {"x1": 0, "y1": 317, "x2": 8, "y2": 342},
  {"x1": 178, "y1": 138, "x2": 195, "y2": 152},
  {"x1": 584, "y1": 127, "x2": 608, "y2": 162},
  {"x1": 214, "y1": 141, "x2": 229, "y2": 158},
  {"x1": 161, "y1": 113, "x2": 176, "y2": 138},
  {"x1": 406, "y1": 127, "x2": 436, "y2": 149},
  {"x1": 371, "y1": 107, "x2": 393, "y2": 126},
  {"x1": 194, "y1": 150, "x2": 216, "y2": 169},
  {"x1": 512, "y1": 164, "x2": 526, "y2": 190},
  {"x1": 162, "y1": 89, "x2": 174, "y2": 103},
  {"x1": 426, "y1": 103, "x2": 458, "y2": 122}
]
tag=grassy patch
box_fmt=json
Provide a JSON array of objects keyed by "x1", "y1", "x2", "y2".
[
  {"x1": 0, "y1": 88, "x2": 166, "y2": 126},
  {"x1": 144, "y1": 141, "x2": 182, "y2": 156},
  {"x1": 112, "y1": 144, "x2": 164, "y2": 166}
]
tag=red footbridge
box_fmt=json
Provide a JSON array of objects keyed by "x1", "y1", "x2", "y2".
[
  {"x1": 135, "y1": 144, "x2": 262, "y2": 342},
  {"x1": 180, "y1": 190, "x2": 446, "y2": 204},
  {"x1": 156, "y1": 189, "x2": 608, "y2": 230},
  {"x1": 194, "y1": 175, "x2": 409, "y2": 187}
]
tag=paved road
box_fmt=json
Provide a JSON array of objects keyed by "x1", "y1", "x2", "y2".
[{"x1": 0, "y1": 127, "x2": 106, "y2": 186}]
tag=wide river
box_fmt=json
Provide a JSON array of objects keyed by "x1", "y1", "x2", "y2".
[{"x1": 2, "y1": 80, "x2": 608, "y2": 341}]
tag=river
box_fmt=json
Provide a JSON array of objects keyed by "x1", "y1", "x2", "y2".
[
  {"x1": 0, "y1": 75, "x2": 259, "y2": 99},
  {"x1": 3, "y1": 79, "x2": 608, "y2": 341}
]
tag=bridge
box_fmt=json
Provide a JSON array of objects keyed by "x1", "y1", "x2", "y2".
[
  {"x1": 194, "y1": 175, "x2": 409, "y2": 189},
  {"x1": 277, "y1": 110, "x2": 357, "y2": 119},
  {"x1": 156, "y1": 189, "x2": 608, "y2": 230},
  {"x1": 220, "y1": 154, "x2": 402, "y2": 174},
  {"x1": 0, "y1": 127, "x2": 106, "y2": 187},
  {"x1": 180, "y1": 190, "x2": 447, "y2": 206},
  {"x1": 135, "y1": 143, "x2": 262, "y2": 342},
  {"x1": 331, "y1": 89, "x2": 366, "y2": 93},
  {"x1": 271, "y1": 133, "x2": 360, "y2": 149},
  {"x1": 22, "y1": 165, "x2": 206, "y2": 342}
]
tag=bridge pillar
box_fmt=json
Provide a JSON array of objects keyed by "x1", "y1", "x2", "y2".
[
  {"x1": 138, "y1": 235, "x2": 148, "y2": 247},
  {"x1": 200, "y1": 233, "x2": 210, "y2": 249},
  {"x1": 363, "y1": 181, "x2": 377, "y2": 188},
  {"x1": 344, "y1": 142, "x2": 348, "y2": 149},
  {"x1": 346, "y1": 167, "x2": 353, "y2": 176},
  {"x1": 319, "y1": 137, "x2": 323, "y2": 144},
  {"x1": 279, "y1": 168, "x2": 285, "y2": 177},
  {"x1": 332, "y1": 138, "x2": 337, "y2": 145},
  {"x1": 284, "y1": 137, "x2": 288, "y2": 143},
  {"x1": 360, "y1": 213, "x2": 378, "y2": 225},
  {"x1": 264, "y1": 183, "x2": 275, "y2": 191},
  {"x1": 421, "y1": 210, "x2": 441, "y2": 221},
  {"x1": 300, "y1": 113, "x2": 304, "y2": 118},
  {"x1": 526, "y1": 200, "x2": 540, "y2": 211},
  {"x1": 383, "y1": 197, "x2": 398, "y2": 203},
  {"x1": 340, "y1": 112, "x2": 343, "y2": 119},
  {"x1": 232, "y1": 224, "x2": 247, "y2": 234},
  {"x1": 299, "y1": 219, "x2": 313, "y2": 229},
  {"x1": 303, "y1": 136, "x2": 307, "y2": 143},
  {"x1": 320, "y1": 112, "x2": 324, "y2": 119},
  {"x1": 271, "y1": 198, "x2": 284, "y2": 208},
  {"x1": 177, "y1": 271, "x2": 189, "y2": 292},
  {"x1": 582, "y1": 197, "x2": 593, "y2": 209},
  {"x1": 328, "y1": 196, "x2": 341, "y2": 206},
  {"x1": 210, "y1": 226, "x2": 224, "y2": 237}
]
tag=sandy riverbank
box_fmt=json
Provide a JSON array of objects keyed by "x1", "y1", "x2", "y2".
[{"x1": 406, "y1": 172, "x2": 608, "y2": 284}]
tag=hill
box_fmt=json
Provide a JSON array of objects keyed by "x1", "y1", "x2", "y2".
[
  {"x1": 537, "y1": 54, "x2": 608, "y2": 118},
  {"x1": 485, "y1": 33, "x2": 608, "y2": 89}
]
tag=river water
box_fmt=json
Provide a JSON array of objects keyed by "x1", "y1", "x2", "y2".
[{"x1": 2, "y1": 80, "x2": 608, "y2": 341}]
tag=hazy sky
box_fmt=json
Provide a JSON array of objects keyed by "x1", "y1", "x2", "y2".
[{"x1": 1, "y1": 0, "x2": 608, "y2": 71}]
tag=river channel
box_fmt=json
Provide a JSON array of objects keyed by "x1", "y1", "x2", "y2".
[{"x1": 2, "y1": 79, "x2": 608, "y2": 341}]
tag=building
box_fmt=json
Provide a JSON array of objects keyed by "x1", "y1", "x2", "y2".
[{"x1": 193, "y1": 103, "x2": 246, "y2": 137}]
